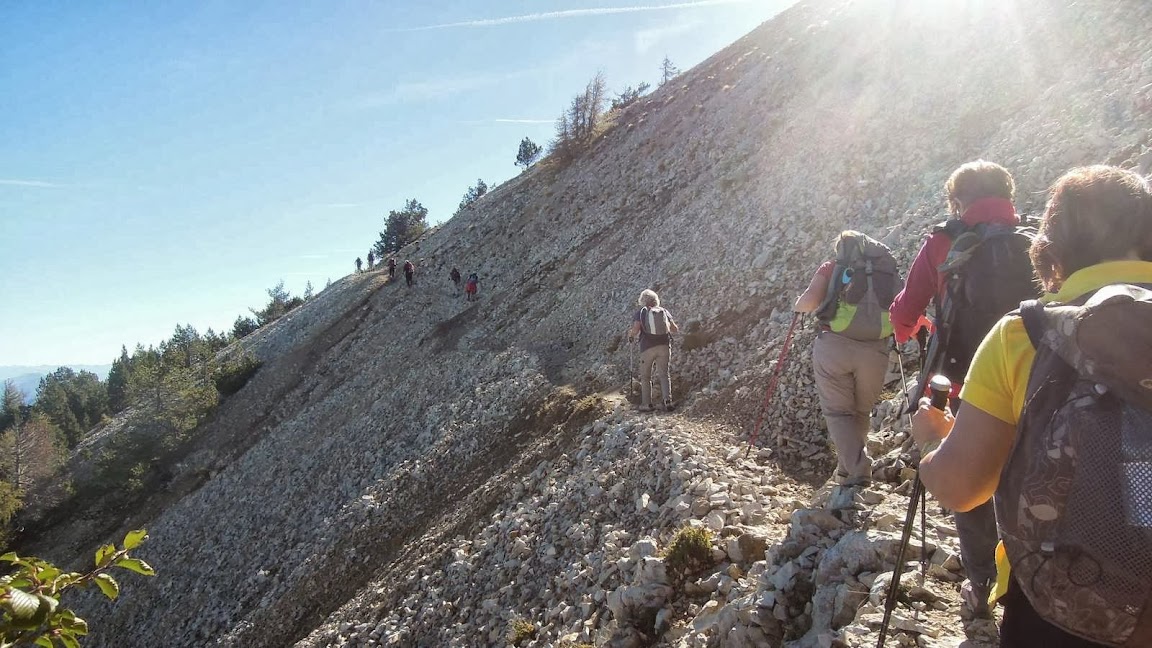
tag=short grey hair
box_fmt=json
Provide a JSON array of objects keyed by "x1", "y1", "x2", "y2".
[{"x1": 638, "y1": 289, "x2": 660, "y2": 307}]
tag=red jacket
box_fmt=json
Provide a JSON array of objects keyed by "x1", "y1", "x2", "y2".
[{"x1": 889, "y1": 197, "x2": 1019, "y2": 344}]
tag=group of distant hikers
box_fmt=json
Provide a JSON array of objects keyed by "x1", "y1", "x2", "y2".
[
  {"x1": 449, "y1": 267, "x2": 481, "y2": 301},
  {"x1": 630, "y1": 160, "x2": 1152, "y2": 647},
  {"x1": 354, "y1": 255, "x2": 480, "y2": 297}
]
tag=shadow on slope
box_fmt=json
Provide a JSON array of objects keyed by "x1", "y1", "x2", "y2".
[{"x1": 232, "y1": 385, "x2": 611, "y2": 648}]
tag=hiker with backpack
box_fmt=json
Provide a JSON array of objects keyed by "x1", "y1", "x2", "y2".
[
  {"x1": 465, "y1": 272, "x2": 479, "y2": 302},
  {"x1": 450, "y1": 267, "x2": 462, "y2": 295},
  {"x1": 627, "y1": 289, "x2": 680, "y2": 412},
  {"x1": 890, "y1": 159, "x2": 1039, "y2": 618},
  {"x1": 911, "y1": 165, "x2": 1152, "y2": 647},
  {"x1": 367, "y1": 251, "x2": 375, "y2": 269},
  {"x1": 355, "y1": 257, "x2": 363, "y2": 273},
  {"x1": 794, "y1": 230, "x2": 899, "y2": 487},
  {"x1": 387, "y1": 257, "x2": 396, "y2": 280},
  {"x1": 403, "y1": 260, "x2": 415, "y2": 287}
]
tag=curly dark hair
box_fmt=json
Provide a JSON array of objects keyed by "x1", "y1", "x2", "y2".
[
  {"x1": 1030, "y1": 165, "x2": 1152, "y2": 289},
  {"x1": 945, "y1": 160, "x2": 1016, "y2": 211}
]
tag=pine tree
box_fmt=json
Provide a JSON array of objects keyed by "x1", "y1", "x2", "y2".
[
  {"x1": 250, "y1": 280, "x2": 298, "y2": 326},
  {"x1": 0, "y1": 413, "x2": 64, "y2": 493},
  {"x1": 1, "y1": 382, "x2": 64, "y2": 497},
  {"x1": 515, "y1": 138, "x2": 543, "y2": 170},
  {"x1": 232, "y1": 316, "x2": 260, "y2": 339},
  {"x1": 372, "y1": 199, "x2": 429, "y2": 255},
  {"x1": 611, "y1": 82, "x2": 650, "y2": 110},
  {"x1": 125, "y1": 358, "x2": 216, "y2": 443},
  {"x1": 107, "y1": 346, "x2": 132, "y2": 414},
  {"x1": 660, "y1": 56, "x2": 680, "y2": 86},
  {"x1": 1, "y1": 382, "x2": 23, "y2": 444},
  {"x1": 33, "y1": 368, "x2": 106, "y2": 448},
  {"x1": 550, "y1": 72, "x2": 608, "y2": 160},
  {"x1": 456, "y1": 179, "x2": 488, "y2": 214}
]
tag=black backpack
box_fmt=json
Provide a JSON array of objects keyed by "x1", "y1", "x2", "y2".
[
  {"x1": 815, "y1": 231, "x2": 899, "y2": 340},
  {"x1": 996, "y1": 284, "x2": 1152, "y2": 646},
  {"x1": 933, "y1": 220, "x2": 1040, "y2": 383}
]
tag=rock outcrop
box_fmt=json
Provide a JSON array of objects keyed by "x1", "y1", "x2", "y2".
[{"x1": 25, "y1": 0, "x2": 1152, "y2": 646}]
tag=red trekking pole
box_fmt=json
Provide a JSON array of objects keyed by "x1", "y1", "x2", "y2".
[{"x1": 745, "y1": 312, "x2": 802, "y2": 458}]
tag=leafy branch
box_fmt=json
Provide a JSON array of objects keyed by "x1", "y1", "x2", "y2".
[{"x1": 0, "y1": 529, "x2": 155, "y2": 647}]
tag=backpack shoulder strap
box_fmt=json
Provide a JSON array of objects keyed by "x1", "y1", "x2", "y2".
[
  {"x1": 814, "y1": 265, "x2": 844, "y2": 322},
  {"x1": 933, "y1": 219, "x2": 966, "y2": 238},
  {"x1": 1019, "y1": 299, "x2": 1047, "y2": 349}
]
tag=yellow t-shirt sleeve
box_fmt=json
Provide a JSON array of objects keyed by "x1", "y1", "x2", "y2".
[{"x1": 959, "y1": 315, "x2": 1034, "y2": 426}]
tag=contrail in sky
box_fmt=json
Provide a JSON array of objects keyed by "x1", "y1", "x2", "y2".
[
  {"x1": 392, "y1": 0, "x2": 754, "y2": 32},
  {"x1": 0, "y1": 178, "x2": 65, "y2": 188}
]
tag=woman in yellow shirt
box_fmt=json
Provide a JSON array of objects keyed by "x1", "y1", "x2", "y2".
[{"x1": 911, "y1": 165, "x2": 1152, "y2": 647}]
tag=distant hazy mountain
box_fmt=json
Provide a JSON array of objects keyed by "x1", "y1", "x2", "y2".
[{"x1": 0, "y1": 365, "x2": 112, "y2": 403}]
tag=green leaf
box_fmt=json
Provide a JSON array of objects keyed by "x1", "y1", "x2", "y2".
[
  {"x1": 0, "y1": 552, "x2": 17, "y2": 562},
  {"x1": 93, "y1": 574, "x2": 119, "y2": 600},
  {"x1": 57, "y1": 610, "x2": 88, "y2": 635},
  {"x1": 35, "y1": 593, "x2": 58, "y2": 618},
  {"x1": 59, "y1": 633, "x2": 82, "y2": 648},
  {"x1": 113, "y1": 558, "x2": 155, "y2": 577},
  {"x1": 33, "y1": 637, "x2": 51, "y2": 648},
  {"x1": 122, "y1": 529, "x2": 148, "y2": 551},
  {"x1": 94, "y1": 544, "x2": 116, "y2": 568},
  {"x1": 3, "y1": 591, "x2": 54, "y2": 629},
  {"x1": 37, "y1": 566, "x2": 61, "y2": 582},
  {"x1": 50, "y1": 573, "x2": 81, "y2": 594},
  {"x1": 4, "y1": 587, "x2": 40, "y2": 619}
]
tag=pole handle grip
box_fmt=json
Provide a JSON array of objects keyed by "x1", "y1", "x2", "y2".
[{"x1": 928, "y1": 374, "x2": 952, "y2": 411}]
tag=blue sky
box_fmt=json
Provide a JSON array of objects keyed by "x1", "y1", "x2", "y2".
[{"x1": 1, "y1": 0, "x2": 790, "y2": 367}]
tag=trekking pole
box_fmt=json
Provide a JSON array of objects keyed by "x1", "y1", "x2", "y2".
[
  {"x1": 877, "y1": 371, "x2": 952, "y2": 648},
  {"x1": 895, "y1": 350, "x2": 930, "y2": 580},
  {"x1": 877, "y1": 343, "x2": 922, "y2": 648},
  {"x1": 745, "y1": 312, "x2": 802, "y2": 458}
]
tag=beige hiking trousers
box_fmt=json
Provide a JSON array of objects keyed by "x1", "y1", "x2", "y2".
[
  {"x1": 639, "y1": 345, "x2": 672, "y2": 407},
  {"x1": 811, "y1": 331, "x2": 890, "y2": 480}
]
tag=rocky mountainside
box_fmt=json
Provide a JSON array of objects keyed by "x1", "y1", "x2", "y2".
[{"x1": 27, "y1": 0, "x2": 1152, "y2": 646}]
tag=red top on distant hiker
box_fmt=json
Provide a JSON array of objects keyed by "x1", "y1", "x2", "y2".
[{"x1": 889, "y1": 197, "x2": 1019, "y2": 345}]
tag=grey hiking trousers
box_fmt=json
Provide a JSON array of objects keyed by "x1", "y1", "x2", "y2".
[
  {"x1": 812, "y1": 331, "x2": 890, "y2": 481},
  {"x1": 955, "y1": 499, "x2": 998, "y2": 589},
  {"x1": 639, "y1": 345, "x2": 672, "y2": 407}
]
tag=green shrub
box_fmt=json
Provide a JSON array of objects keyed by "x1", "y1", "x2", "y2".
[
  {"x1": 212, "y1": 354, "x2": 262, "y2": 398},
  {"x1": 663, "y1": 525, "x2": 714, "y2": 584},
  {"x1": 509, "y1": 618, "x2": 536, "y2": 646}
]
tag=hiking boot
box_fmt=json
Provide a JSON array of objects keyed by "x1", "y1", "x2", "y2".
[
  {"x1": 663, "y1": 399, "x2": 675, "y2": 412},
  {"x1": 832, "y1": 469, "x2": 871, "y2": 488},
  {"x1": 638, "y1": 404, "x2": 654, "y2": 412},
  {"x1": 961, "y1": 579, "x2": 993, "y2": 619}
]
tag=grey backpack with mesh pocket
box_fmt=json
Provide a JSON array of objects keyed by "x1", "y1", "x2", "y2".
[{"x1": 996, "y1": 283, "x2": 1152, "y2": 646}]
